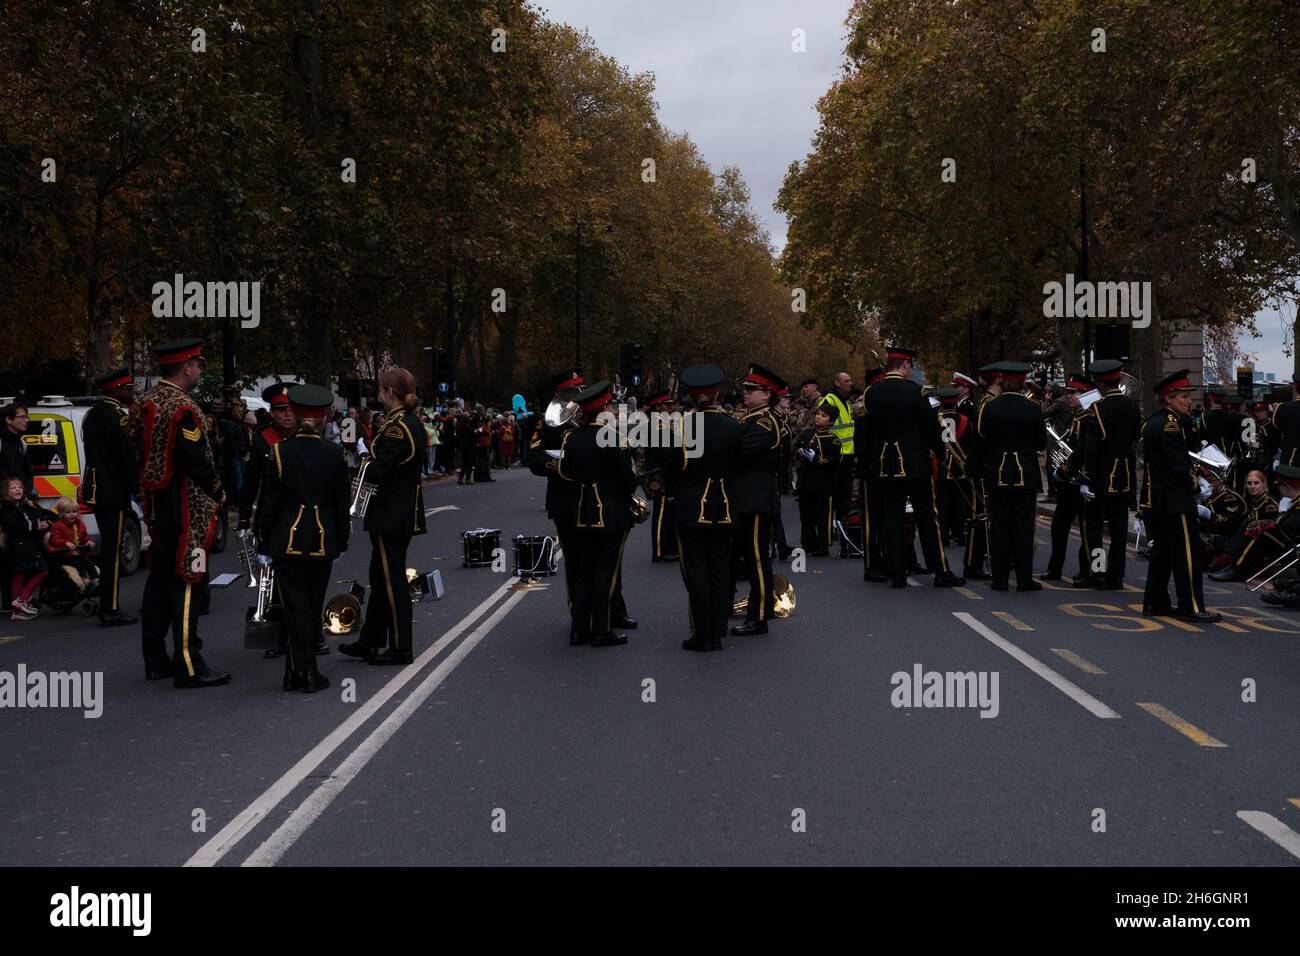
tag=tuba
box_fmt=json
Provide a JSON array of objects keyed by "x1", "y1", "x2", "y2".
[
  {"x1": 543, "y1": 396, "x2": 578, "y2": 427},
  {"x1": 1190, "y1": 441, "x2": 1235, "y2": 482},
  {"x1": 350, "y1": 455, "x2": 377, "y2": 517}
]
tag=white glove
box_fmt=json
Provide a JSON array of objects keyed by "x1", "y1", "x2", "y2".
[
  {"x1": 799, "y1": 447, "x2": 816, "y2": 463},
  {"x1": 1280, "y1": 497, "x2": 1293, "y2": 513},
  {"x1": 1079, "y1": 484, "x2": 1093, "y2": 500},
  {"x1": 1132, "y1": 518, "x2": 1143, "y2": 534},
  {"x1": 1274, "y1": 454, "x2": 1282, "y2": 471},
  {"x1": 1197, "y1": 504, "x2": 1212, "y2": 520},
  {"x1": 1198, "y1": 477, "x2": 1212, "y2": 500}
]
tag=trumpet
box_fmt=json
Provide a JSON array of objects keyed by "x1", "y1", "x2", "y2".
[
  {"x1": 237, "y1": 529, "x2": 260, "y2": 588},
  {"x1": 249, "y1": 555, "x2": 276, "y2": 623},
  {"x1": 350, "y1": 455, "x2": 377, "y2": 517}
]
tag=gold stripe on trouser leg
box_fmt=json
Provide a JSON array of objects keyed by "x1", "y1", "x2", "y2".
[
  {"x1": 826, "y1": 497, "x2": 833, "y2": 550},
  {"x1": 752, "y1": 515, "x2": 766, "y2": 621},
  {"x1": 675, "y1": 530, "x2": 695, "y2": 635},
  {"x1": 377, "y1": 534, "x2": 400, "y2": 649},
  {"x1": 606, "y1": 531, "x2": 629, "y2": 626},
  {"x1": 1179, "y1": 514, "x2": 1201, "y2": 613},
  {"x1": 112, "y1": 511, "x2": 124, "y2": 610},
  {"x1": 1235, "y1": 537, "x2": 1256, "y2": 568},
  {"x1": 557, "y1": 524, "x2": 572, "y2": 609},
  {"x1": 181, "y1": 582, "x2": 195, "y2": 677},
  {"x1": 929, "y1": 477, "x2": 948, "y2": 572},
  {"x1": 655, "y1": 498, "x2": 665, "y2": 557}
]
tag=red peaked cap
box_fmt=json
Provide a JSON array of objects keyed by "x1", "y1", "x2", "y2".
[
  {"x1": 152, "y1": 338, "x2": 205, "y2": 365},
  {"x1": 643, "y1": 389, "x2": 673, "y2": 409},
  {"x1": 742, "y1": 364, "x2": 785, "y2": 392},
  {"x1": 576, "y1": 380, "x2": 613, "y2": 413}
]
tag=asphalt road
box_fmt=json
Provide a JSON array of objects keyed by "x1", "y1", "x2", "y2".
[{"x1": 2, "y1": 467, "x2": 1299, "y2": 867}]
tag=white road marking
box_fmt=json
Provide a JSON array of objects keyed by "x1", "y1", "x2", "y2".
[
  {"x1": 242, "y1": 589, "x2": 530, "y2": 867},
  {"x1": 424, "y1": 505, "x2": 461, "y2": 516},
  {"x1": 0, "y1": 636, "x2": 25, "y2": 646},
  {"x1": 953, "y1": 612, "x2": 1121, "y2": 719},
  {"x1": 184, "y1": 575, "x2": 517, "y2": 867},
  {"x1": 1236, "y1": 811, "x2": 1300, "y2": 860}
]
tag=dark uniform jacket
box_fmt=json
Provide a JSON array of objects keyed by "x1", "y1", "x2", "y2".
[
  {"x1": 731, "y1": 405, "x2": 782, "y2": 515},
  {"x1": 528, "y1": 419, "x2": 579, "y2": 522},
  {"x1": 1199, "y1": 407, "x2": 1245, "y2": 462},
  {"x1": 859, "y1": 372, "x2": 945, "y2": 481},
  {"x1": 1245, "y1": 490, "x2": 1279, "y2": 523},
  {"x1": 937, "y1": 408, "x2": 973, "y2": 481},
  {"x1": 795, "y1": 427, "x2": 841, "y2": 496},
  {"x1": 562, "y1": 423, "x2": 636, "y2": 532},
  {"x1": 81, "y1": 397, "x2": 137, "y2": 510},
  {"x1": 257, "y1": 433, "x2": 351, "y2": 560},
  {"x1": 362, "y1": 407, "x2": 427, "y2": 537},
  {"x1": 656, "y1": 406, "x2": 743, "y2": 527},
  {"x1": 976, "y1": 393, "x2": 1047, "y2": 492},
  {"x1": 1081, "y1": 388, "x2": 1141, "y2": 498},
  {"x1": 1140, "y1": 410, "x2": 1198, "y2": 514},
  {"x1": 1203, "y1": 486, "x2": 1246, "y2": 536},
  {"x1": 1271, "y1": 399, "x2": 1300, "y2": 468},
  {"x1": 239, "y1": 423, "x2": 289, "y2": 528}
]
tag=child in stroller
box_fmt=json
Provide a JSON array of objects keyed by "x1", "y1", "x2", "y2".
[
  {"x1": 43, "y1": 497, "x2": 101, "y2": 615},
  {"x1": 1, "y1": 476, "x2": 52, "y2": 621}
]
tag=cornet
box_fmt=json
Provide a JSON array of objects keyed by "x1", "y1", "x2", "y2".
[{"x1": 350, "y1": 455, "x2": 377, "y2": 517}]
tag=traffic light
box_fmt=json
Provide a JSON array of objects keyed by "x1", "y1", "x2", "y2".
[
  {"x1": 620, "y1": 342, "x2": 643, "y2": 389},
  {"x1": 436, "y1": 349, "x2": 454, "y2": 395}
]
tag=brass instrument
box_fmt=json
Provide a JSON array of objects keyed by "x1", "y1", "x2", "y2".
[
  {"x1": 323, "y1": 581, "x2": 365, "y2": 635},
  {"x1": 1023, "y1": 380, "x2": 1043, "y2": 402},
  {"x1": 237, "y1": 529, "x2": 260, "y2": 588},
  {"x1": 407, "y1": 567, "x2": 445, "y2": 603},
  {"x1": 1190, "y1": 441, "x2": 1235, "y2": 482},
  {"x1": 249, "y1": 556, "x2": 276, "y2": 623},
  {"x1": 1045, "y1": 424, "x2": 1075, "y2": 474},
  {"x1": 1247, "y1": 527, "x2": 1300, "y2": 592},
  {"x1": 349, "y1": 455, "x2": 377, "y2": 517},
  {"x1": 543, "y1": 396, "x2": 578, "y2": 427},
  {"x1": 630, "y1": 495, "x2": 650, "y2": 524},
  {"x1": 732, "y1": 572, "x2": 796, "y2": 618}
]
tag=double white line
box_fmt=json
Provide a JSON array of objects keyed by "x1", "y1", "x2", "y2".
[{"x1": 185, "y1": 576, "x2": 528, "y2": 867}]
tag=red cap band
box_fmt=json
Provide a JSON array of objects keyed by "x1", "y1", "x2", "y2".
[
  {"x1": 101, "y1": 374, "x2": 133, "y2": 391},
  {"x1": 1158, "y1": 376, "x2": 1191, "y2": 396},
  {"x1": 291, "y1": 402, "x2": 329, "y2": 417},
  {"x1": 268, "y1": 393, "x2": 291, "y2": 407},
  {"x1": 1095, "y1": 370, "x2": 1122, "y2": 383},
  {"x1": 886, "y1": 349, "x2": 913, "y2": 361},
  {"x1": 743, "y1": 371, "x2": 778, "y2": 390},
  {"x1": 157, "y1": 344, "x2": 203, "y2": 364},
  {"x1": 580, "y1": 392, "x2": 612, "y2": 413},
  {"x1": 556, "y1": 375, "x2": 583, "y2": 393},
  {"x1": 1001, "y1": 371, "x2": 1028, "y2": 384}
]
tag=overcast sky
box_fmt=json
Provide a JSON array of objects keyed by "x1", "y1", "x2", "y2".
[{"x1": 536, "y1": 0, "x2": 1293, "y2": 378}]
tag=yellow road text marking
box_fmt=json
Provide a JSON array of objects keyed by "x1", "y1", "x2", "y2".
[
  {"x1": 1050, "y1": 648, "x2": 1105, "y2": 674},
  {"x1": 992, "y1": 611, "x2": 1033, "y2": 631},
  {"x1": 1137, "y1": 702, "x2": 1228, "y2": 748}
]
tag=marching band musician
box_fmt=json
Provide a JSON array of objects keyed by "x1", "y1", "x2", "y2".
[
  {"x1": 81, "y1": 366, "x2": 138, "y2": 627},
  {"x1": 1040, "y1": 374, "x2": 1097, "y2": 586},
  {"x1": 339, "y1": 367, "x2": 427, "y2": 666},
  {"x1": 1208, "y1": 468, "x2": 1280, "y2": 581},
  {"x1": 934, "y1": 387, "x2": 973, "y2": 549},
  {"x1": 1270, "y1": 375, "x2": 1300, "y2": 470},
  {"x1": 771, "y1": 385, "x2": 796, "y2": 562},
  {"x1": 962, "y1": 362, "x2": 1003, "y2": 581},
  {"x1": 255, "y1": 385, "x2": 350, "y2": 692},
  {"x1": 860, "y1": 346, "x2": 964, "y2": 589},
  {"x1": 642, "y1": 388, "x2": 679, "y2": 563},
  {"x1": 239, "y1": 382, "x2": 300, "y2": 659},
  {"x1": 1079, "y1": 359, "x2": 1142, "y2": 590},
  {"x1": 730, "y1": 364, "x2": 786, "y2": 635},
  {"x1": 795, "y1": 403, "x2": 841, "y2": 557},
  {"x1": 853, "y1": 365, "x2": 888, "y2": 582},
  {"x1": 654, "y1": 364, "x2": 744, "y2": 652},
  {"x1": 127, "y1": 338, "x2": 230, "y2": 687},
  {"x1": 975, "y1": 361, "x2": 1046, "y2": 592},
  {"x1": 563, "y1": 381, "x2": 636, "y2": 647},
  {"x1": 1140, "y1": 370, "x2": 1221, "y2": 621},
  {"x1": 953, "y1": 372, "x2": 978, "y2": 422}
]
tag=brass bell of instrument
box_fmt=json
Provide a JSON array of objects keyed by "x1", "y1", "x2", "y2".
[
  {"x1": 732, "y1": 572, "x2": 796, "y2": 619},
  {"x1": 323, "y1": 593, "x2": 361, "y2": 635},
  {"x1": 630, "y1": 495, "x2": 650, "y2": 524}
]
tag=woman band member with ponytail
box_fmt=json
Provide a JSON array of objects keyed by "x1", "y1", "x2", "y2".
[{"x1": 340, "y1": 367, "x2": 428, "y2": 665}]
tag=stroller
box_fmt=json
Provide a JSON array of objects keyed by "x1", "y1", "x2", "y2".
[{"x1": 39, "y1": 555, "x2": 101, "y2": 616}]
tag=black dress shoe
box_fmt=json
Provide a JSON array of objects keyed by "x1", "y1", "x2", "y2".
[
  {"x1": 303, "y1": 670, "x2": 331, "y2": 693},
  {"x1": 570, "y1": 631, "x2": 592, "y2": 646},
  {"x1": 1098, "y1": 579, "x2": 1125, "y2": 591},
  {"x1": 990, "y1": 582, "x2": 1009, "y2": 592},
  {"x1": 612, "y1": 616, "x2": 638, "y2": 630},
  {"x1": 1070, "y1": 577, "x2": 1098, "y2": 589},
  {"x1": 263, "y1": 647, "x2": 286, "y2": 659},
  {"x1": 1017, "y1": 581, "x2": 1043, "y2": 592},
  {"x1": 368, "y1": 648, "x2": 414, "y2": 665},
  {"x1": 338, "y1": 641, "x2": 373, "y2": 661},
  {"x1": 591, "y1": 632, "x2": 628, "y2": 647},
  {"x1": 908, "y1": 563, "x2": 928, "y2": 575},
  {"x1": 1141, "y1": 605, "x2": 1174, "y2": 617},
  {"x1": 682, "y1": 636, "x2": 722, "y2": 652},
  {"x1": 778, "y1": 548, "x2": 794, "y2": 561},
  {"x1": 1179, "y1": 610, "x2": 1222, "y2": 623},
  {"x1": 891, "y1": 576, "x2": 908, "y2": 589},
  {"x1": 1040, "y1": 572, "x2": 1062, "y2": 581},
  {"x1": 963, "y1": 569, "x2": 992, "y2": 580},
  {"x1": 145, "y1": 665, "x2": 172, "y2": 681},
  {"x1": 315, "y1": 639, "x2": 330, "y2": 655},
  {"x1": 864, "y1": 570, "x2": 889, "y2": 583},
  {"x1": 174, "y1": 670, "x2": 232, "y2": 689},
  {"x1": 1209, "y1": 567, "x2": 1245, "y2": 582},
  {"x1": 99, "y1": 610, "x2": 137, "y2": 627},
  {"x1": 284, "y1": 671, "x2": 306, "y2": 691},
  {"x1": 731, "y1": 620, "x2": 769, "y2": 636},
  {"x1": 934, "y1": 572, "x2": 965, "y2": 587},
  {"x1": 660, "y1": 554, "x2": 679, "y2": 563}
]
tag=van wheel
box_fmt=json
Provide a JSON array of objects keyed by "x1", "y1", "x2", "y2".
[{"x1": 121, "y1": 515, "x2": 143, "y2": 576}]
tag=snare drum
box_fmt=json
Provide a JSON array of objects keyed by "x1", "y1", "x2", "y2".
[
  {"x1": 513, "y1": 534, "x2": 557, "y2": 577},
  {"x1": 462, "y1": 528, "x2": 502, "y2": 568}
]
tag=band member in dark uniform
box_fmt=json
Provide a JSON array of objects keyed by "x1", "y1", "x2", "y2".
[
  {"x1": 853, "y1": 365, "x2": 888, "y2": 582},
  {"x1": 730, "y1": 364, "x2": 785, "y2": 635},
  {"x1": 256, "y1": 385, "x2": 350, "y2": 692},
  {"x1": 1079, "y1": 359, "x2": 1141, "y2": 589},
  {"x1": 953, "y1": 372, "x2": 978, "y2": 421},
  {"x1": 1141, "y1": 370, "x2": 1221, "y2": 621},
  {"x1": 963, "y1": 362, "x2": 1003, "y2": 580},
  {"x1": 654, "y1": 364, "x2": 744, "y2": 652},
  {"x1": 770, "y1": 384, "x2": 795, "y2": 561},
  {"x1": 934, "y1": 387, "x2": 974, "y2": 547},
  {"x1": 530, "y1": 368, "x2": 584, "y2": 643},
  {"x1": 975, "y1": 362, "x2": 1046, "y2": 592},
  {"x1": 795, "y1": 403, "x2": 841, "y2": 556},
  {"x1": 642, "y1": 388, "x2": 679, "y2": 562},
  {"x1": 81, "y1": 367, "x2": 139, "y2": 626},
  {"x1": 239, "y1": 382, "x2": 299, "y2": 658},
  {"x1": 1270, "y1": 375, "x2": 1300, "y2": 469},
  {"x1": 1041, "y1": 373, "x2": 1097, "y2": 585},
  {"x1": 562, "y1": 381, "x2": 636, "y2": 647},
  {"x1": 860, "y1": 346, "x2": 964, "y2": 588},
  {"x1": 339, "y1": 367, "x2": 427, "y2": 665},
  {"x1": 127, "y1": 339, "x2": 230, "y2": 687}
]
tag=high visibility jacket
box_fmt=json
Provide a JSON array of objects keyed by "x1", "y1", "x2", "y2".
[{"x1": 822, "y1": 392, "x2": 854, "y2": 455}]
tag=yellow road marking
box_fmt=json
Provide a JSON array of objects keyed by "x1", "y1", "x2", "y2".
[
  {"x1": 992, "y1": 611, "x2": 1033, "y2": 631},
  {"x1": 954, "y1": 586, "x2": 983, "y2": 601},
  {"x1": 1288, "y1": 798, "x2": 1300, "y2": 811},
  {"x1": 1136, "y1": 702, "x2": 1228, "y2": 748},
  {"x1": 0, "y1": 636, "x2": 25, "y2": 646},
  {"x1": 1050, "y1": 648, "x2": 1104, "y2": 674},
  {"x1": 1124, "y1": 603, "x2": 1203, "y2": 631}
]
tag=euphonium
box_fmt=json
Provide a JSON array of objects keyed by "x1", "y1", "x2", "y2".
[{"x1": 1045, "y1": 424, "x2": 1075, "y2": 474}]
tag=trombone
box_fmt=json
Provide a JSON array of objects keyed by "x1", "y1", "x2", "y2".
[{"x1": 1246, "y1": 523, "x2": 1300, "y2": 592}]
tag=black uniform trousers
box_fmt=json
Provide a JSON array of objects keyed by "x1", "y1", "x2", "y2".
[
  {"x1": 964, "y1": 483, "x2": 990, "y2": 574},
  {"x1": 677, "y1": 526, "x2": 733, "y2": 644},
  {"x1": 771, "y1": 490, "x2": 790, "y2": 555},
  {"x1": 798, "y1": 491, "x2": 834, "y2": 554},
  {"x1": 92, "y1": 507, "x2": 127, "y2": 613},
  {"x1": 1144, "y1": 510, "x2": 1208, "y2": 614},
  {"x1": 559, "y1": 517, "x2": 628, "y2": 622},
  {"x1": 988, "y1": 490, "x2": 1036, "y2": 587},
  {"x1": 1045, "y1": 483, "x2": 1092, "y2": 578},
  {"x1": 140, "y1": 528, "x2": 209, "y2": 678},
  {"x1": 860, "y1": 478, "x2": 886, "y2": 575},
  {"x1": 651, "y1": 496, "x2": 678, "y2": 560},
  {"x1": 936, "y1": 479, "x2": 973, "y2": 546},
  {"x1": 731, "y1": 513, "x2": 775, "y2": 622},
  {"x1": 359, "y1": 533, "x2": 412, "y2": 654},
  {"x1": 834, "y1": 456, "x2": 855, "y2": 519},
  {"x1": 275, "y1": 559, "x2": 331, "y2": 676},
  {"x1": 880, "y1": 478, "x2": 948, "y2": 577},
  {"x1": 1085, "y1": 494, "x2": 1130, "y2": 585},
  {"x1": 571, "y1": 529, "x2": 627, "y2": 639}
]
